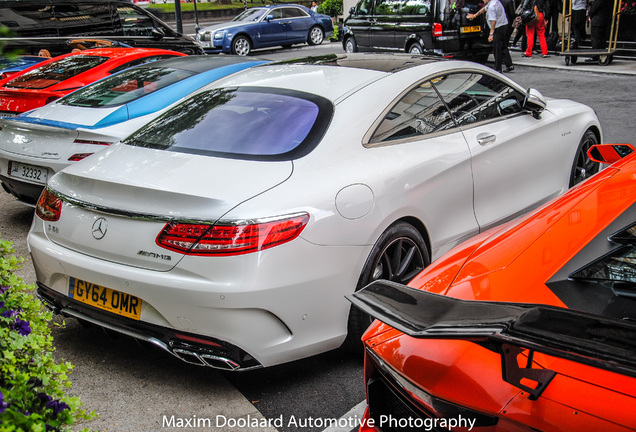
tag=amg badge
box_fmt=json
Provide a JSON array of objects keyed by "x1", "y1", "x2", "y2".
[{"x1": 138, "y1": 250, "x2": 172, "y2": 261}]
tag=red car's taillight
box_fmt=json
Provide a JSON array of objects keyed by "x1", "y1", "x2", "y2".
[
  {"x1": 35, "y1": 189, "x2": 62, "y2": 221},
  {"x1": 433, "y1": 23, "x2": 443, "y2": 37},
  {"x1": 156, "y1": 213, "x2": 310, "y2": 256}
]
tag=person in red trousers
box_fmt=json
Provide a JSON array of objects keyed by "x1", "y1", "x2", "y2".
[{"x1": 523, "y1": 0, "x2": 550, "y2": 58}]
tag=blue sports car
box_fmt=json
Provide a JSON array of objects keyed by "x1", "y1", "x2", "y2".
[{"x1": 197, "y1": 4, "x2": 333, "y2": 55}]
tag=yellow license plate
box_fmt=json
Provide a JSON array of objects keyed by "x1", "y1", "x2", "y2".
[
  {"x1": 68, "y1": 277, "x2": 142, "y2": 320},
  {"x1": 461, "y1": 25, "x2": 481, "y2": 33}
]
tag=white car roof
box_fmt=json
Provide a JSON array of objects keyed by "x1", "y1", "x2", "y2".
[{"x1": 209, "y1": 54, "x2": 509, "y2": 104}]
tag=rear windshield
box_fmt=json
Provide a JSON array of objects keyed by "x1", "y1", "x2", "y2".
[
  {"x1": 123, "y1": 87, "x2": 333, "y2": 160},
  {"x1": 6, "y1": 56, "x2": 108, "y2": 89},
  {"x1": 60, "y1": 66, "x2": 195, "y2": 108}
]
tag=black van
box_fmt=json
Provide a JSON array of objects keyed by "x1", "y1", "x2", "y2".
[
  {"x1": 342, "y1": 0, "x2": 491, "y2": 62},
  {"x1": 0, "y1": 0, "x2": 204, "y2": 56}
]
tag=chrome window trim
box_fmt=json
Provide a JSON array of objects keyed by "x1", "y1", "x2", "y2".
[{"x1": 363, "y1": 67, "x2": 530, "y2": 148}]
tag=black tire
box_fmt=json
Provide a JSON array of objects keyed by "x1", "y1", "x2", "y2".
[
  {"x1": 569, "y1": 129, "x2": 600, "y2": 187},
  {"x1": 344, "y1": 222, "x2": 430, "y2": 351},
  {"x1": 231, "y1": 35, "x2": 251, "y2": 56},
  {"x1": 565, "y1": 56, "x2": 570, "y2": 66},
  {"x1": 571, "y1": 55, "x2": 578, "y2": 64},
  {"x1": 344, "y1": 36, "x2": 357, "y2": 53},
  {"x1": 308, "y1": 26, "x2": 324, "y2": 45},
  {"x1": 407, "y1": 42, "x2": 423, "y2": 54}
]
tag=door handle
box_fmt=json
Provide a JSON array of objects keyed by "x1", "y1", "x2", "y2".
[{"x1": 477, "y1": 134, "x2": 496, "y2": 146}]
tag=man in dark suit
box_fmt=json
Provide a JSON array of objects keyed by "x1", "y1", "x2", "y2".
[{"x1": 589, "y1": 0, "x2": 614, "y2": 51}]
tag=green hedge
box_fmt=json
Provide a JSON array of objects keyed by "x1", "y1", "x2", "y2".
[{"x1": 0, "y1": 240, "x2": 95, "y2": 432}]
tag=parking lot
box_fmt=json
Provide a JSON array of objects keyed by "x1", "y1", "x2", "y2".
[{"x1": 2, "y1": 41, "x2": 636, "y2": 432}]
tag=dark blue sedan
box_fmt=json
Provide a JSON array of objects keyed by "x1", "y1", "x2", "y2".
[{"x1": 197, "y1": 5, "x2": 333, "y2": 55}]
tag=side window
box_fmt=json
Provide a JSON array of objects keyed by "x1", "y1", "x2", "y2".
[
  {"x1": 398, "y1": 0, "x2": 432, "y2": 16},
  {"x1": 115, "y1": 6, "x2": 155, "y2": 36},
  {"x1": 283, "y1": 8, "x2": 308, "y2": 18},
  {"x1": 375, "y1": 0, "x2": 400, "y2": 15},
  {"x1": 433, "y1": 73, "x2": 525, "y2": 127},
  {"x1": 108, "y1": 55, "x2": 178, "y2": 75},
  {"x1": 0, "y1": 5, "x2": 57, "y2": 37},
  {"x1": 53, "y1": 3, "x2": 114, "y2": 37},
  {"x1": 355, "y1": 0, "x2": 374, "y2": 15},
  {"x1": 370, "y1": 80, "x2": 456, "y2": 143},
  {"x1": 268, "y1": 8, "x2": 284, "y2": 20}
]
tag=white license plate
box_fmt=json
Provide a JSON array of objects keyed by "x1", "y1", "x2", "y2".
[{"x1": 9, "y1": 161, "x2": 48, "y2": 185}]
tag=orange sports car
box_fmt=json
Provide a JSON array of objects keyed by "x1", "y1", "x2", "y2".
[
  {"x1": 0, "y1": 47, "x2": 185, "y2": 117},
  {"x1": 349, "y1": 144, "x2": 636, "y2": 432}
]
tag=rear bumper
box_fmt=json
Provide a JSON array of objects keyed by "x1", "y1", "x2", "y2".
[
  {"x1": 0, "y1": 173, "x2": 44, "y2": 205},
  {"x1": 37, "y1": 283, "x2": 260, "y2": 370},
  {"x1": 28, "y1": 219, "x2": 368, "y2": 367}
]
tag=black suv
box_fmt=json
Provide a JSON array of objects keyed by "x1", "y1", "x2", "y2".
[
  {"x1": 0, "y1": 0, "x2": 204, "y2": 56},
  {"x1": 342, "y1": 0, "x2": 491, "y2": 62}
]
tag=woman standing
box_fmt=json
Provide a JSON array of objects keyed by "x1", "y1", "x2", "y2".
[{"x1": 523, "y1": 0, "x2": 550, "y2": 58}]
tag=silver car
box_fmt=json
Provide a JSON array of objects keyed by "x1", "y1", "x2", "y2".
[{"x1": 29, "y1": 54, "x2": 602, "y2": 370}]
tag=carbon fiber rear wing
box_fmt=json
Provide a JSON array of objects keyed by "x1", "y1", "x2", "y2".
[{"x1": 348, "y1": 280, "x2": 636, "y2": 398}]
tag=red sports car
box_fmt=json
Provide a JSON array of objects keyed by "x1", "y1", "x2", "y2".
[
  {"x1": 0, "y1": 48, "x2": 185, "y2": 117},
  {"x1": 350, "y1": 144, "x2": 636, "y2": 432}
]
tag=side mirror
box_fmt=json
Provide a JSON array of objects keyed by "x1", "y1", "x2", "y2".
[
  {"x1": 588, "y1": 144, "x2": 635, "y2": 164},
  {"x1": 266, "y1": 14, "x2": 274, "y2": 21},
  {"x1": 522, "y1": 88, "x2": 546, "y2": 119},
  {"x1": 497, "y1": 98, "x2": 521, "y2": 116},
  {"x1": 151, "y1": 27, "x2": 165, "y2": 40}
]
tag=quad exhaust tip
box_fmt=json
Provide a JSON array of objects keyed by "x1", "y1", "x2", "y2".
[{"x1": 173, "y1": 348, "x2": 240, "y2": 371}]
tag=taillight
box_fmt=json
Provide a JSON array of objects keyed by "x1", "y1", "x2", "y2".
[
  {"x1": 73, "y1": 139, "x2": 112, "y2": 145},
  {"x1": 35, "y1": 189, "x2": 62, "y2": 221},
  {"x1": 68, "y1": 153, "x2": 94, "y2": 161},
  {"x1": 156, "y1": 213, "x2": 310, "y2": 256},
  {"x1": 433, "y1": 23, "x2": 443, "y2": 37}
]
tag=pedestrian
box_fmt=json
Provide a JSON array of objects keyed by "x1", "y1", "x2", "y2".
[
  {"x1": 501, "y1": 0, "x2": 517, "y2": 46},
  {"x1": 572, "y1": 0, "x2": 588, "y2": 48},
  {"x1": 587, "y1": 0, "x2": 613, "y2": 61},
  {"x1": 467, "y1": 0, "x2": 514, "y2": 72},
  {"x1": 511, "y1": 0, "x2": 528, "y2": 50},
  {"x1": 523, "y1": 0, "x2": 550, "y2": 58},
  {"x1": 311, "y1": 0, "x2": 318, "y2": 12}
]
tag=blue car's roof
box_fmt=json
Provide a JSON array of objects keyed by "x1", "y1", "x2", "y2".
[{"x1": 16, "y1": 57, "x2": 269, "y2": 130}]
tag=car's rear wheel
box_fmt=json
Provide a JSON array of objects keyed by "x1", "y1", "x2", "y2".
[
  {"x1": 344, "y1": 36, "x2": 358, "y2": 53},
  {"x1": 232, "y1": 35, "x2": 251, "y2": 56},
  {"x1": 308, "y1": 26, "x2": 324, "y2": 45},
  {"x1": 569, "y1": 129, "x2": 600, "y2": 187},
  {"x1": 344, "y1": 222, "x2": 430, "y2": 352},
  {"x1": 407, "y1": 42, "x2": 423, "y2": 54}
]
